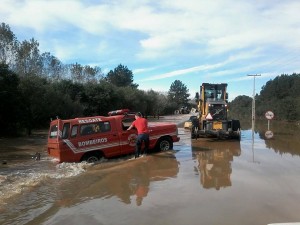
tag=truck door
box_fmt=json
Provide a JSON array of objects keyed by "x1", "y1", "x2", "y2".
[
  {"x1": 119, "y1": 117, "x2": 137, "y2": 154},
  {"x1": 48, "y1": 120, "x2": 73, "y2": 162},
  {"x1": 69, "y1": 120, "x2": 121, "y2": 158}
]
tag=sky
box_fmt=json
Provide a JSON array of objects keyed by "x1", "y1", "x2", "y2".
[{"x1": 1, "y1": 0, "x2": 300, "y2": 101}]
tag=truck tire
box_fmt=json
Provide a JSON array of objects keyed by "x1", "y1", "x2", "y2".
[
  {"x1": 156, "y1": 137, "x2": 173, "y2": 151},
  {"x1": 232, "y1": 120, "x2": 240, "y2": 131},
  {"x1": 191, "y1": 126, "x2": 199, "y2": 139},
  {"x1": 81, "y1": 151, "x2": 102, "y2": 163},
  {"x1": 191, "y1": 125, "x2": 196, "y2": 139},
  {"x1": 191, "y1": 118, "x2": 200, "y2": 140},
  {"x1": 231, "y1": 120, "x2": 241, "y2": 141},
  {"x1": 191, "y1": 132, "x2": 196, "y2": 139}
]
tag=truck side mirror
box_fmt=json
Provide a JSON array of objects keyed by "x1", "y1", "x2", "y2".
[{"x1": 225, "y1": 93, "x2": 228, "y2": 100}]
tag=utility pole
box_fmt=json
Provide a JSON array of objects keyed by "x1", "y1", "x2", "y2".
[
  {"x1": 247, "y1": 74, "x2": 261, "y2": 123},
  {"x1": 248, "y1": 74, "x2": 261, "y2": 164}
]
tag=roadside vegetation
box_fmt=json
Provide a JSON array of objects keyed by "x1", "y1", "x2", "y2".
[
  {"x1": 0, "y1": 23, "x2": 191, "y2": 136},
  {"x1": 228, "y1": 73, "x2": 300, "y2": 122},
  {"x1": 1, "y1": 23, "x2": 299, "y2": 136}
]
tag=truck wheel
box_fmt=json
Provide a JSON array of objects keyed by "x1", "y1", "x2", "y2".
[
  {"x1": 82, "y1": 152, "x2": 102, "y2": 163},
  {"x1": 157, "y1": 138, "x2": 173, "y2": 151}
]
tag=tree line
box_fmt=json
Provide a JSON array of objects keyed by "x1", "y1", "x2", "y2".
[
  {"x1": 2, "y1": 21, "x2": 298, "y2": 136},
  {"x1": 0, "y1": 23, "x2": 190, "y2": 136},
  {"x1": 228, "y1": 73, "x2": 300, "y2": 122}
]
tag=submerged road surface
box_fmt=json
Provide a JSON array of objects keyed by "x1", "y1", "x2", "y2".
[{"x1": 1, "y1": 115, "x2": 300, "y2": 225}]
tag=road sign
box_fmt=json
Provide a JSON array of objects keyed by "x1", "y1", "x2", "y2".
[
  {"x1": 206, "y1": 113, "x2": 213, "y2": 120},
  {"x1": 265, "y1": 130, "x2": 273, "y2": 139},
  {"x1": 265, "y1": 111, "x2": 274, "y2": 120}
]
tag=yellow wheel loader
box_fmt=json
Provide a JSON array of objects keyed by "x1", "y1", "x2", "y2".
[{"x1": 192, "y1": 83, "x2": 241, "y2": 140}]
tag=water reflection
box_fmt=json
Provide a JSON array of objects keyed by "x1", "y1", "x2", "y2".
[
  {"x1": 192, "y1": 139, "x2": 241, "y2": 190},
  {"x1": 256, "y1": 120, "x2": 300, "y2": 156},
  {"x1": 60, "y1": 152, "x2": 180, "y2": 207},
  {"x1": 236, "y1": 119, "x2": 300, "y2": 156}
]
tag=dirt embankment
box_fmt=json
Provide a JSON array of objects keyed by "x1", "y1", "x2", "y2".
[{"x1": 0, "y1": 130, "x2": 48, "y2": 152}]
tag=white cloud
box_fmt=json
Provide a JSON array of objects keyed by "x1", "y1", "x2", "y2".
[
  {"x1": 4, "y1": 0, "x2": 300, "y2": 56},
  {"x1": 139, "y1": 63, "x2": 225, "y2": 81},
  {"x1": 133, "y1": 66, "x2": 158, "y2": 74},
  {"x1": 138, "y1": 48, "x2": 264, "y2": 81},
  {"x1": 1, "y1": 0, "x2": 300, "y2": 98}
]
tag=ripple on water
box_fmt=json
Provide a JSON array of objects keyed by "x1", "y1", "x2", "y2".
[{"x1": 0, "y1": 160, "x2": 93, "y2": 205}]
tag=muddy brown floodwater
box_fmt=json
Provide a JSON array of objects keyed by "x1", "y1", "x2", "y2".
[{"x1": 1, "y1": 115, "x2": 300, "y2": 225}]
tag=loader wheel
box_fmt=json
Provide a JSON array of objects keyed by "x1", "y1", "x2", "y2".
[
  {"x1": 231, "y1": 120, "x2": 241, "y2": 141},
  {"x1": 232, "y1": 120, "x2": 241, "y2": 131},
  {"x1": 236, "y1": 128, "x2": 241, "y2": 141},
  {"x1": 191, "y1": 125, "x2": 196, "y2": 139},
  {"x1": 191, "y1": 123, "x2": 199, "y2": 140},
  {"x1": 191, "y1": 132, "x2": 196, "y2": 139}
]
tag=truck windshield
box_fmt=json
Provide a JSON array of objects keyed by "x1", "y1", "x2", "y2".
[{"x1": 204, "y1": 85, "x2": 225, "y2": 100}]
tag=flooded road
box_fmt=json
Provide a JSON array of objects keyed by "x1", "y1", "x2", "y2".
[{"x1": 1, "y1": 116, "x2": 300, "y2": 225}]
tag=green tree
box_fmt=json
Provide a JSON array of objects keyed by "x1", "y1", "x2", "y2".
[
  {"x1": 143, "y1": 90, "x2": 170, "y2": 116},
  {"x1": 41, "y1": 52, "x2": 65, "y2": 80},
  {"x1": 257, "y1": 73, "x2": 300, "y2": 120},
  {"x1": 15, "y1": 38, "x2": 43, "y2": 76},
  {"x1": 228, "y1": 95, "x2": 252, "y2": 120},
  {"x1": 83, "y1": 65, "x2": 103, "y2": 83},
  {"x1": 156, "y1": 93, "x2": 171, "y2": 115},
  {"x1": 68, "y1": 63, "x2": 103, "y2": 83},
  {"x1": 69, "y1": 62, "x2": 84, "y2": 83},
  {"x1": 0, "y1": 64, "x2": 23, "y2": 136},
  {"x1": 0, "y1": 23, "x2": 18, "y2": 67},
  {"x1": 55, "y1": 79, "x2": 84, "y2": 101},
  {"x1": 106, "y1": 64, "x2": 138, "y2": 88},
  {"x1": 81, "y1": 81, "x2": 117, "y2": 116},
  {"x1": 18, "y1": 74, "x2": 50, "y2": 134},
  {"x1": 46, "y1": 80, "x2": 84, "y2": 119},
  {"x1": 115, "y1": 86, "x2": 146, "y2": 111},
  {"x1": 168, "y1": 80, "x2": 190, "y2": 107}
]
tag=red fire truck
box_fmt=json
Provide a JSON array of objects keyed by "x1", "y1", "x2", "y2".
[{"x1": 47, "y1": 111, "x2": 180, "y2": 163}]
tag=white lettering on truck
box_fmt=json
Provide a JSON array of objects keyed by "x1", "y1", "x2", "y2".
[
  {"x1": 78, "y1": 118, "x2": 102, "y2": 124},
  {"x1": 78, "y1": 138, "x2": 108, "y2": 147}
]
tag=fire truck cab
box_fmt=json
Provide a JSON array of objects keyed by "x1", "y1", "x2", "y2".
[{"x1": 47, "y1": 112, "x2": 180, "y2": 163}]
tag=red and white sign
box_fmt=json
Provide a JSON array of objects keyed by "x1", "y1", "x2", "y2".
[
  {"x1": 265, "y1": 111, "x2": 274, "y2": 120},
  {"x1": 265, "y1": 130, "x2": 274, "y2": 139},
  {"x1": 206, "y1": 113, "x2": 213, "y2": 120}
]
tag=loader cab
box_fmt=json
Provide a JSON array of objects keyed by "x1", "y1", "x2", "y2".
[{"x1": 201, "y1": 83, "x2": 228, "y2": 102}]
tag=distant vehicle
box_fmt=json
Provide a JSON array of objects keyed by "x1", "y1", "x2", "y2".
[
  {"x1": 192, "y1": 83, "x2": 241, "y2": 140},
  {"x1": 180, "y1": 106, "x2": 190, "y2": 114},
  {"x1": 47, "y1": 111, "x2": 180, "y2": 163},
  {"x1": 184, "y1": 116, "x2": 198, "y2": 129}
]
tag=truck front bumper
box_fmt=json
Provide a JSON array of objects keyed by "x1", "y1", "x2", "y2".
[{"x1": 196, "y1": 129, "x2": 240, "y2": 139}]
